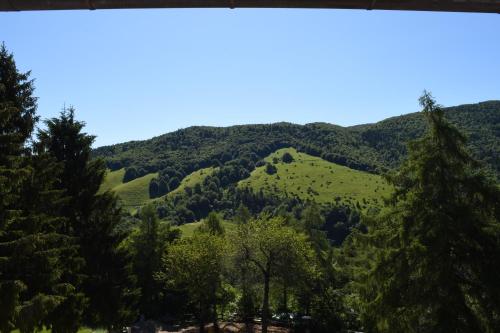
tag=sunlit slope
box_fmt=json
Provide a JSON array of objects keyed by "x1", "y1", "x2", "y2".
[
  {"x1": 101, "y1": 167, "x2": 217, "y2": 209},
  {"x1": 148, "y1": 167, "x2": 218, "y2": 205},
  {"x1": 167, "y1": 167, "x2": 217, "y2": 198},
  {"x1": 175, "y1": 219, "x2": 237, "y2": 238},
  {"x1": 102, "y1": 149, "x2": 392, "y2": 210},
  {"x1": 113, "y1": 173, "x2": 158, "y2": 209},
  {"x1": 100, "y1": 168, "x2": 126, "y2": 192},
  {"x1": 239, "y1": 148, "x2": 392, "y2": 208},
  {"x1": 101, "y1": 169, "x2": 158, "y2": 210}
]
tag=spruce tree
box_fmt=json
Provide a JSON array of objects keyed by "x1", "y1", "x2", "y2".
[
  {"x1": 197, "y1": 212, "x2": 225, "y2": 236},
  {"x1": 130, "y1": 205, "x2": 178, "y2": 318},
  {"x1": 37, "y1": 108, "x2": 137, "y2": 329},
  {"x1": 301, "y1": 203, "x2": 329, "y2": 255},
  {"x1": 356, "y1": 92, "x2": 500, "y2": 332},
  {"x1": 0, "y1": 43, "x2": 78, "y2": 333},
  {"x1": 131, "y1": 205, "x2": 162, "y2": 318}
]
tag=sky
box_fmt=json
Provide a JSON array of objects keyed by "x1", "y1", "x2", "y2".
[{"x1": 1, "y1": 8, "x2": 499, "y2": 147}]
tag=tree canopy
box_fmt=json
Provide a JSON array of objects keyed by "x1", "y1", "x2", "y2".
[{"x1": 354, "y1": 92, "x2": 500, "y2": 333}]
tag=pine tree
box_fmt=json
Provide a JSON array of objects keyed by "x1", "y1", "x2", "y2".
[
  {"x1": 234, "y1": 204, "x2": 251, "y2": 225},
  {"x1": 131, "y1": 205, "x2": 162, "y2": 318},
  {"x1": 197, "y1": 212, "x2": 225, "y2": 235},
  {"x1": 0, "y1": 42, "x2": 35, "y2": 251},
  {"x1": 0, "y1": 43, "x2": 78, "y2": 333},
  {"x1": 37, "y1": 108, "x2": 137, "y2": 329},
  {"x1": 1, "y1": 152, "x2": 81, "y2": 333},
  {"x1": 79, "y1": 194, "x2": 137, "y2": 331},
  {"x1": 356, "y1": 92, "x2": 500, "y2": 332},
  {"x1": 130, "y1": 205, "x2": 178, "y2": 318},
  {"x1": 301, "y1": 203, "x2": 329, "y2": 255}
]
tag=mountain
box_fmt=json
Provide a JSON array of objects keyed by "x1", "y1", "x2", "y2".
[
  {"x1": 95, "y1": 100, "x2": 499, "y2": 243},
  {"x1": 94, "y1": 100, "x2": 500, "y2": 180}
]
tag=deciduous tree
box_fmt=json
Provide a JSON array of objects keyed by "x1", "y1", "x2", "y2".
[
  {"x1": 162, "y1": 233, "x2": 228, "y2": 333},
  {"x1": 235, "y1": 216, "x2": 315, "y2": 333}
]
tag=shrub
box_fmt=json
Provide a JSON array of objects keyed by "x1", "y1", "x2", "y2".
[{"x1": 265, "y1": 163, "x2": 277, "y2": 175}]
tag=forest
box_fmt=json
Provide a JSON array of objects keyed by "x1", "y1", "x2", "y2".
[{"x1": 1, "y1": 42, "x2": 500, "y2": 333}]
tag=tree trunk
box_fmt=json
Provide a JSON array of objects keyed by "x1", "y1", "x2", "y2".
[
  {"x1": 262, "y1": 270, "x2": 270, "y2": 333},
  {"x1": 199, "y1": 302, "x2": 205, "y2": 333},
  {"x1": 282, "y1": 282, "x2": 288, "y2": 314},
  {"x1": 213, "y1": 301, "x2": 219, "y2": 333}
]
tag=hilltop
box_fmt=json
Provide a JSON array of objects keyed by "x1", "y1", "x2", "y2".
[{"x1": 94, "y1": 101, "x2": 500, "y2": 180}]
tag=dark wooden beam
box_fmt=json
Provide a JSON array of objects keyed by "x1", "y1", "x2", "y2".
[{"x1": 1, "y1": 0, "x2": 500, "y2": 13}]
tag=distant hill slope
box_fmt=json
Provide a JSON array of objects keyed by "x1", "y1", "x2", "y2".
[
  {"x1": 238, "y1": 148, "x2": 391, "y2": 210},
  {"x1": 101, "y1": 169, "x2": 158, "y2": 211},
  {"x1": 101, "y1": 166, "x2": 218, "y2": 212},
  {"x1": 350, "y1": 101, "x2": 500, "y2": 173},
  {"x1": 93, "y1": 101, "x2": 500, "y2": 183},
  {"x1": 103, "y1": 148, "x2": 392, "y2": 213}
]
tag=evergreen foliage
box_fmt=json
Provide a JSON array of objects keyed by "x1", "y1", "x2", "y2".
[
  {"x1": 130, "y1": 205, "x2": 179, "y2": 318},
  {"x1": 37, "y1": 108, "x2": 137, "y2": 330},
  {"x1": 281, "y1": 152, "x2": 294, "y2": 163},
  {"x1": 197, "y1": 212, "x2": 225, "y2": 236},
  {"x1": 0, "y1": 43, "x2": 77, "y2": 333},
  {"x1": 354, "y1": 92, "x2": 500, "y2": 332},
  {"x1": 265, "y1": 163, "x2": 277, "y2": 175}
]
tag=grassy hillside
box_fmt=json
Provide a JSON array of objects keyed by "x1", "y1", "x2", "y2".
[
  {"x1": 103, "y1": 148, "x2": 392, "y2": 212},
  {"x1": 239, "y1": 148, "x2": 392, "y2": 209},
  {"x1": 101, "y1": 166, "x2": 217, "y2": 211},
  {"x1": 100, "y1": 168, "x2": 126, "y2": 192},
  {"x1": 175, "y1": 219, "x2": 237, "y2": 238},
  {"x1": 167, "y1": 167, "x2": 217, "y2": 198},
  {"x1": 101, "y1": 169, "x2": 158, "y2": 211}
]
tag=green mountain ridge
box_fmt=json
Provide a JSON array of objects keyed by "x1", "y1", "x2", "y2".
[{"x1": 94, "y1": 100, "x2": 500, "y2": 182}]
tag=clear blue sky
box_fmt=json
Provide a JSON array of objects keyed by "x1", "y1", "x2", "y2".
[{"x1": 1, "y1": 9, "x2": 499, "y2": 147}]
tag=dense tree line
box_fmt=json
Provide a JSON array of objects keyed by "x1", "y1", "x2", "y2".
[
  {"x1": 94, "y1": 99, "x2": 500, "y2": 184},
  {"x1": 0, "y1": 44, "x2": 135, "y2": 332}
]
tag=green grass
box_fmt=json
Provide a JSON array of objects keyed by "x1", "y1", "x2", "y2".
[
  {"x1": 101, "y1": 168, "x2": 158, "y2": 212},
  {"x1": 113, "y1": 172, "x2": 158, "y2": 210},
  {"x1": 175, "y1": 219, "x2": 237, "y2": 238},
  {"x1": 100, "y1": 167, "x2": 217, "y2": 212},
  {"x1": 149, "y1": 167, "x2": 218, "y2": 205},
  {"x1": 167, "y1": 167, "x2": 218, "y2": 198},
  {"x1": 99, "y1": 168, "x2": 126, "y2": 193},
  {"x1": 101, "y1": 149, "x2": 391, "y2": 212},
  {"x1": 238, "y1": 147, "x2": 392, "y2": 209}
]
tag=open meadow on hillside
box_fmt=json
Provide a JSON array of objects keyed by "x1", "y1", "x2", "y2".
[{"x1": 239, "y1": 148, "x2": 392, "y2": 209}]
